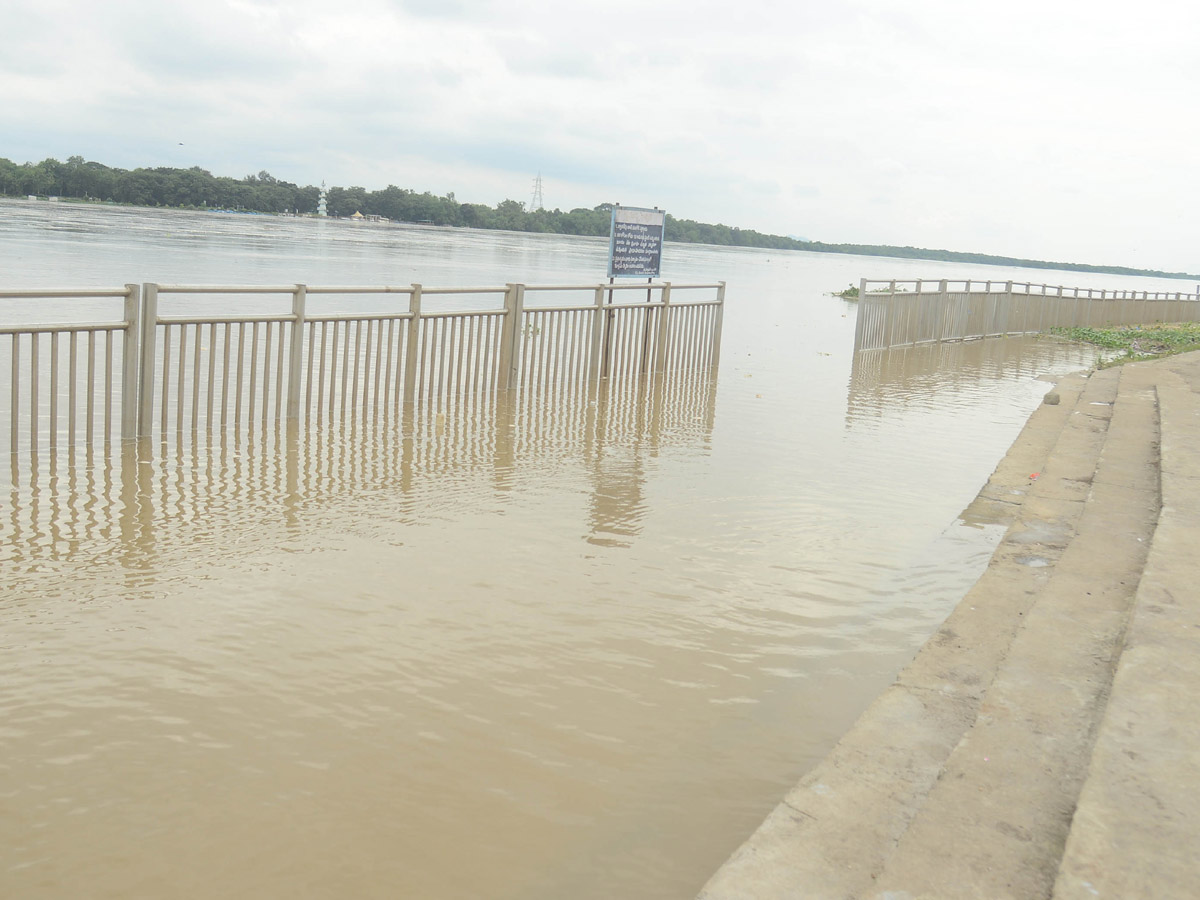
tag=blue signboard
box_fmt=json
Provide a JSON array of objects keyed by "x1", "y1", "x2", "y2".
[{"x1": 607, "y1": 205, "x2": 666, "y2": 278}]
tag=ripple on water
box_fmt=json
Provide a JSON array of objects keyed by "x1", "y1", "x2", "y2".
[{"x1": 0, "y1": 205, "x2": 1127, "y2": 898}]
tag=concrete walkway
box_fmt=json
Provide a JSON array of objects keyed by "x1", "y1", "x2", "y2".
[{"x1": 698, "y1": 350, "x2": 1200, "y2": 899}]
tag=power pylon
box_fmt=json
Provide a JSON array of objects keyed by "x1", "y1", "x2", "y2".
[{"x1": 531, "y1": 172, "x2": 544, "y2": 211}]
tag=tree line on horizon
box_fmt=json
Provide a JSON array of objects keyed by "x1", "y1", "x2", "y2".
[{"x1": 2, "y1": 155, "x2": 1195, "y2": 280}]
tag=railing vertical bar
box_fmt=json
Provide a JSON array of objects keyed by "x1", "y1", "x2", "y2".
[
  {"x1": 691, "y1": 307, "x2": 700, "y2": 369},
  {"x1": 371, "y1": 318, "x2": 384, "y2": 417},
  {"x1": 191, "y1": 321, "x2": 203, "y2": 432},
  {"x1": 435, "y1": 315, "x2": 448, "y2": 406},
  {"x1": 305, "y1": 319, "x2": 317, "y2": 423},
  {"x1": 619, "y1": 310, "x2": 633, "y2": 391},
  {"x1": 690, "y1": 305, "x2": 704, "y2": 369},
  {"x1": 383, "y1": 318, "x2": 396, "y2": 411},
  {"x1": 234, "y1": 322, "x2": 246, "y2": 432},
  {"x1": 338, "y1": 319, "x2": 351, "y2": 424},
  {"x1": 30, "y1": 333, "x2": 39, "y2": 451},
  {"x1": 248, "y1": 321, "x2": 260, "y2": 429},
  {"x1": 490, "y1": 312, "x2": 504, "y2": 394},
  {"x1": 221, "y1": 323, "x2": 232, "y2": 429},
  {"x1": 457, "y1": 319, "x2": 471, "y2": 414},
  {"x1": 350, "y1": 319, "x2": 363, "y2": 420},
  {"x1": 535, "y1": 311, "x2": 550, "y2": 394},
  {"x1": 161, "y1": 323, "x2": 172, "y2": 437},
  {"x1": 441, "y1": 316, "x2": 454, "y2": 408},
  {"x1": 104, "y1": 330, "x2": 113, "y2": 442},
  {"x1": 49, "y1": 332, "x2": 59, "y2": 449},
  {"x1": 176, "y1": 322, "x2": 188, "y2": 434},
  {"x1": 86, "y1": 331, "x2": 96, "y2": 445},
  {"x1": 632, "y1": 308, "x2": 645, "y2": 378},
  {"x1": 206, "y1": 322, "x2": 217, "y2": 430},
  {"x1": 261, "y1": 321, "x2": 273, "y2": 428},
  {"x1": 440, "y1": 317, "x2": 454, "y2": 409},
  {"x1": 67, "y1": 331, "x2": 78, "y2": 447},
  {"x1": 317, "y1": 322, "x2": 330, "y2": 426},
  {"x1": 552, "y1": 310, "x2": 567, "y2": 395},
  {"x1": 454, "y1": 316, "x2": 468, "y2": 402},
  {"x1": 433, "y1": 316, "x2": 446, "y2": 411},
  {"x1": 564, "y1": 309, "x2": 580, "y2": 392},
  {"x1": 274, "y1": 319, "x2": 286, "y2": 423},
  {"x1": 397, "y1": 317, "x2": 410, "y2": 412},
  {"x1": 417, "y1": 319, "x2": 430, "y2": 409},
  {"x1": 10, "y1": 335, "x2": 19, "y2": 454},
  {"x1": 326, "y1": 320, "x2": 339, "y2": 425},
  {"x1": 687, "y1": 306, "x2": 701, "y2": 370},
  {"x1": 469, "y1": 318, "x2": 483, "y2": 397}
]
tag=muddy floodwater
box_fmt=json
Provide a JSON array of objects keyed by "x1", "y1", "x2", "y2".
[{"x1": 0, "y1": 201, "x2": 1178, "y2": 898}]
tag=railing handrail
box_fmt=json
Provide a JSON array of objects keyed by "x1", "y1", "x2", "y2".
[
  {"x1": 0, "y1": 288, "x2": 134, "y2": 300},
  {"x1": 860, "y1": 279, "x2": 1200, "y2": 302}
]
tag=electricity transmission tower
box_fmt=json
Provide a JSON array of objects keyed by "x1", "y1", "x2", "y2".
[{"x1": 530, "y1": 173, "x2": 544, "y2": 211}]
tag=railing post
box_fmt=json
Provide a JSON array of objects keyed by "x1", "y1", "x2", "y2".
[
  {"x1": 654, "y1": 282, "x2": 672, "y2": 374},
  {"x1": 121, "y1": 283, "x2": 141, "y2": 441},
  {"x1": 853, "y1": 277, "x2": 868, "y2": 349},
  {"x1": 403, "y1": 284, "x2": 422, "y2": 404},
  {"x1": 588, "y1": 284, "x2": 606, "y2": 387},
  {"x1": 509, "y1": 283, "x2": 525, "y2": 389},
  {"x1": 710, "y1": 281, "x2": 725, "y2": 370},
  {"x1": 286, "y1": 284, "x2": 306, "y2": 420},
  {"x1": 497, "y1": 283, "x2": 524, "y2": 391},
  {"x1": 137, "y1": 282, "x2": 158, "y2": 439}
]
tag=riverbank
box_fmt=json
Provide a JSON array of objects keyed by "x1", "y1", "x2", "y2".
[{"x1": 699, "y1": 349, "x2": 1200, "y2": 898}]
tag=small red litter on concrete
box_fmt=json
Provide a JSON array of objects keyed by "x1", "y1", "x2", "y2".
[{"x1": 1029, "y1": 473, "x2": 1040, "y2": 480}]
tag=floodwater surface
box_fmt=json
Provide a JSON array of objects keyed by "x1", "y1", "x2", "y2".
[{"x1": 0, "y1": 200, "x2": 1175, "y2": 898}]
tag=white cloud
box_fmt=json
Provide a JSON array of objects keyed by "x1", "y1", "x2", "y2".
[{"x1": 3, "y1": 0, "x2": 1199, "y2": 271}]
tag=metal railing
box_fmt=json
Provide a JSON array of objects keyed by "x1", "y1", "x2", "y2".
[
  {"x1": 0, "y1": 285, "x2": 140, "y2": 453},
  {"x1": 2, "y1": 281, "x2": 724, "y2": 453},
  {"x1": 853, "y1": 279, "x2": 1200, "y2": 351}
]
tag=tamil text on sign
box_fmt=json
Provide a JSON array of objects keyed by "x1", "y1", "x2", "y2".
[{"x1": 608, "y1": 206, "x2": 666, "y2": 278}]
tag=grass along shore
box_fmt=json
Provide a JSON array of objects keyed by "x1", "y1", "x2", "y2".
[{"x1": 1049, "y1": 323, "x2": 1200, "y2": 366}]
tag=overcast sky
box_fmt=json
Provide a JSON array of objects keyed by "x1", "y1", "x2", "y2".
[{"x1": 4, "y1": 0, "x2": 1198, "y2": 272}]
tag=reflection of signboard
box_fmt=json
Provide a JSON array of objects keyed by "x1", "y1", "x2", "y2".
[{"x1": 607, "y1": 205, "x2": 665, "y2": 278}]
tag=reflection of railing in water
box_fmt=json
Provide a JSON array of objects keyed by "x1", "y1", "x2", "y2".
[
  {"x1": 1, "y1": 281, "x2": 724, "y2": 455},
  {"x1": 845, "y1": 334, "x2": 1100, "y2": 424},
  {"x1": 1, "y1": 368, "x2": 719, "y2": 575},
  {"x1": 853, "y1": 279, "x2": 1200, "y2": 351}
]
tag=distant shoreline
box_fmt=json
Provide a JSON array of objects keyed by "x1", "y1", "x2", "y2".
[{"x1": 7, "y1": 192, "x2": 1198, "y2": 283}]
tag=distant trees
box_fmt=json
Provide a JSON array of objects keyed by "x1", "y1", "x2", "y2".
[
  {"x1": 0, "y1": 157, "x2": 314, "y2": 213},
  {"x1": 2, "y1": 155, "x2": 1196, "y2": 280}
]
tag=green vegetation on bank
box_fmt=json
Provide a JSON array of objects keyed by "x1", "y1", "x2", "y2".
[
  {"x1": 1050, "y1": 323, "x2": 1200, "y2": 364},
  {"x1": 3, "y1": 155, "x2": 1197, "y2": 280}
]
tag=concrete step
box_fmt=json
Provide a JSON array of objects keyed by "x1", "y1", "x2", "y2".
[
  {"x1": 860, "y1": 365, "x2": 1160, "y2": 898},
  {"x1": 1052, "y1": 358, "x2": 1200, "y2": 899},
  {"x1": 698, "y1": 365, "x2": 1143, "y2": 900}
]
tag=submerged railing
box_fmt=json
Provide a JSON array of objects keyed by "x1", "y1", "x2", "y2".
[
  {"x1": 1, "y1": 281, "x2": 724, "y2": 454},
  {"x1": 2, "y1": 364, "x2": 720, "y2": 565},
  {"x1": 853, "y1": 279, "x2": 1200, "y2": 351}
]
